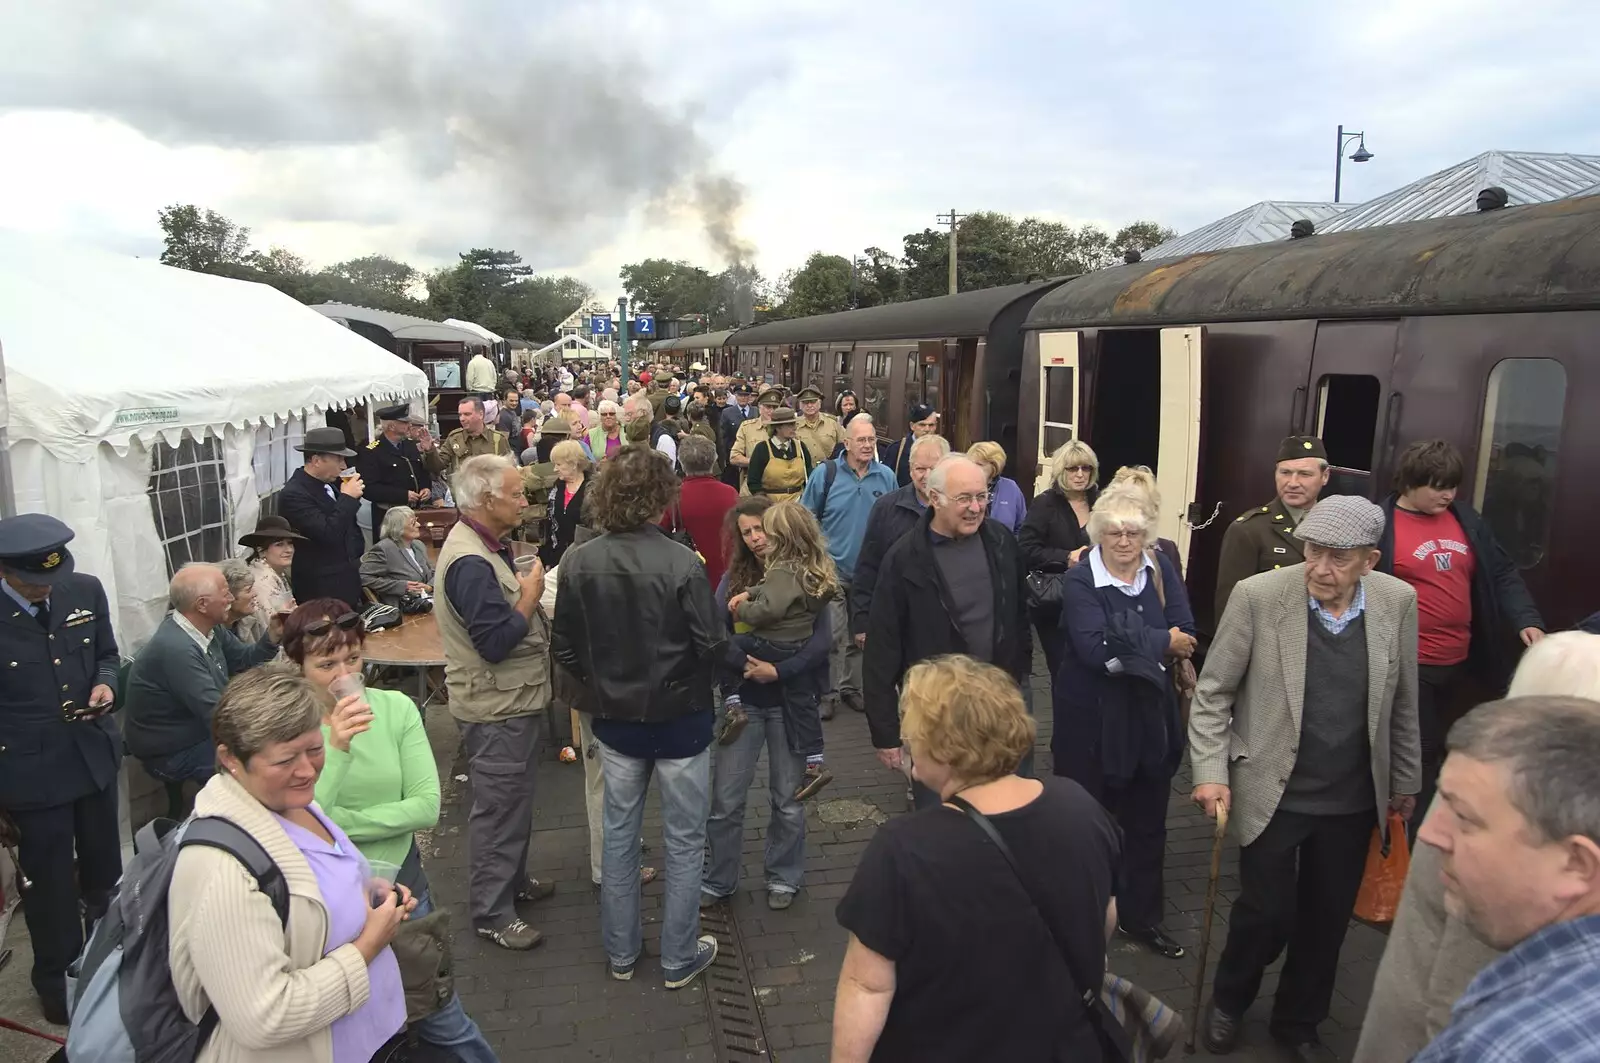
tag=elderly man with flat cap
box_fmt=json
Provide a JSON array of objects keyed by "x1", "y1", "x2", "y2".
[
  {"x1": 355, "y1": 403, "x2": 436, "y2": 539},
  {"x1": 1189, "y1": 495, "x2": 1421, "y2": 1061},
  {"x1": 1213, "y1": 435, "x2": 1332, "y2": 626},
  {"x1": 0, "y1": 514, "x2": 122, "y2": 1025},
  {"x1": 278, "y1": 425, "x2": 366, "y2": 607}
]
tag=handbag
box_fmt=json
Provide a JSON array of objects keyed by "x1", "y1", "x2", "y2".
[
  {"x1": 948, "y1": 794, "x2": 1183, "y2": 1061},
  {"x1": 1025, "y1": 567, "x2": 1066, "y2": 617},
  {"x1": 667, "y1": 502, "x2": 697, "y2": 553}
]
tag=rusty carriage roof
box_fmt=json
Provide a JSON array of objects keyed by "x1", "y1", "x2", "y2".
[
  {"x1": 732, "y1": 279, "x2": 1071, "y2": 346},
  {"x1": 1024, "y1": 194, "x2": 1600, "y2": 330}
]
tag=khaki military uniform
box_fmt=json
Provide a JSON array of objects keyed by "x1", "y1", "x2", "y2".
[
  {"x1": 795, "y1": 413, "x2": 843, "y2": 464},
  {"x1": 1213, "y1": 496, "x2": 1307, "y2": 626},
  {"x1": 731, "y1": 417, "x2": 771, "y2": 495},
  {"x1": 439, "y1": 428, "x2": 511, "y2": 479}
]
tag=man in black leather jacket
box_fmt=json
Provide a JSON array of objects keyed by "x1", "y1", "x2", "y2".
[{"x1": 550, "y1": 445, "x2": 728, "y2": 990}]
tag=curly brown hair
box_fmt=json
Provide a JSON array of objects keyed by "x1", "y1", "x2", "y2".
[
  {"x1": 588, "y1": 444, "x2": 680, "y2": 532},
  {"x1": 723, "y1": 495, "x2": 774, "y2": 596}
]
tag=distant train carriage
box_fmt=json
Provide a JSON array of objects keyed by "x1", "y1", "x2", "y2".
[
  {"x1": 647, "y1": 329, "x2": 741, "y2": 372},
  {"x1": 1020, "y1": 194, "x2": 1600, "y2": 633}
]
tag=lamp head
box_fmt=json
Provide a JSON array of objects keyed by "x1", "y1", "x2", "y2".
[{"x1": 1350, "y1": 140, "x2": 1374, "y2": 163}]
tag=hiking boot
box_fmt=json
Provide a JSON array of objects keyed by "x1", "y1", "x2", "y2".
[
  {"x1": 514, "y1": 878, "x2": 556, "y2": 905},
  {"x1": 716, "y1": 704, "x2": 749, "y2": 746},
  {"x1": 795, "y1": 763, "x2": 833, "y2": 801},
  {"x1": 476, "y1": 918, "x2": 544, "y2": 951},
  {"x1": 664, "y1": 935, "x2": 719, "y2": 989}
]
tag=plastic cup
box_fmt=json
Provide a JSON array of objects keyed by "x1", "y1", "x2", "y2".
[
  {"x1": 365, "y1": 859, "x2": 403, "y2": 908},
  {"x1": 514, "y1": 554, "x2": 539, "y2": 574},
  {"x1": 338, "y1": 467, "x2": 359, "y2": 480},
  {"x1": 328, "y1": 672, "x2": 368, "y2": 707}
]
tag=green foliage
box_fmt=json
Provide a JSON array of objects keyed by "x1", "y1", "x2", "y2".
[
  {"x1": 776, "y1": 253, "x2": 853, "y2": 318},
  {"x1": 157, "y1": 204, "x2": 252, "y2": 272}
]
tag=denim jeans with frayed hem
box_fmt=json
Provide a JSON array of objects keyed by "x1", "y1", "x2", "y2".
[
  {"x1": 704, "y1": 699, "x2": 806, "y2": 898},
  {"x1": 598, "y1": 742, "x2": 711, "y2": 972}
]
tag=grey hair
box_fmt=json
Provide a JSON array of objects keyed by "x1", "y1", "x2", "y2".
[
  {"x1": 457, "y1": 396, "x2": 486, "y2": 415},
  {"x1": 846, "y1": 413, "x2": 876, "y2": 437},
  {"x1": 909, "y1": 433, "x2": 951, "y2": 463},
  {"x1": 1446, "y1": 696, "x2": 1600, "y2": 845},
  {"x1": 679, "y1": 435, "x2": 716, "y2": 477},
  {"x1": 211, "y1": 663, "x2": 323, "y2": 765},
  {"x1": 381, "y1": 505, "x2": 416, "y2": 543},
  {"x1": 1508, "y1": 632, "x2": 1600, "y2": 700},
  {"x1": 623, "y1": 394, "x2": 652, "y2": 421},
  {"x1": 171, "y1": 562, "x2": 224, "y2": 611},
  {"x1": 217, "y1": 558, "x2": 254, "y2": 598},
  {"x1": 454, "y1": 454, "x2": 518, "y2": 512},
  {"x1": 1086, "y1": 491, "x2": 1152, "y2": 547},
  {"x1": 926, "y1": 455, "x2": 984, "y2": 498}
]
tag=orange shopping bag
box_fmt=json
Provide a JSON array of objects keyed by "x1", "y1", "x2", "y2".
[{"x1": 1353, "y1": 811, "x2": 1410, "y2": 924}]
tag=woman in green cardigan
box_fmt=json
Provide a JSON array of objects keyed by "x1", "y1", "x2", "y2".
[{"x1": 283, "y1": 599, "x2": 500, "y2": 1063}]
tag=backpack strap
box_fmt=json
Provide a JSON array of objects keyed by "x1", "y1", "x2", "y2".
[
  {"x1": 181, "y1": 817, "x2": 290, "y2": 1051},
  {"x1": 813, "y1": 458, "x2": 840, "y2": 523}
]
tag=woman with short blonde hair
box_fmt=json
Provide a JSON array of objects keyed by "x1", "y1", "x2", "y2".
[
  {"x1": 966, "y1": 441, "x2": 1027, "y2": 534},
  {"x1": 1020, "y1": 438, "x2": 1102, "y2": 679},
  {"x1": 542, "y1": 438, "x2": 595, "y2": 567},
  {"x1": 833, "y1": 654, "x2": 1122, "y2": 1061}
]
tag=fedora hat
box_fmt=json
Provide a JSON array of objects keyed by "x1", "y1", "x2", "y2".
[
  {"x1": 239, "y1": 514, "x2": 309, "y2": 549},
  {"x1": 295, "y1": 426, "x2": 356, "y2": 458}
]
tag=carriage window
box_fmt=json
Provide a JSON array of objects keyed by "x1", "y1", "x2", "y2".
[
  {"x1": 149, "y1": 435, "x2": 232, "y2": 575},
  {"x1": 1041, "y1": 365, "x2": 1076, "y2": 456},
  {"x1": 808, "y1": 351, "x2": 821, "y2": 375},
  {"x1": 423, "y1": 359, "x2": 461, "y2": 389},
  {"x1": 922, "y1": 360, "x2": 940, "y2": 413},
  {"x1": 906, "y1": 351, "x2": 917, "y2": 382},
  {"x1": 1475, "y1": 358, "x2": 1565, "y2": 570},
  {"x1": 1314, "y1": 374, "x2": 1381, "y2": 472}
]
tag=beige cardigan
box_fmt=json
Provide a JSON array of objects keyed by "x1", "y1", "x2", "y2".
[{"x1": 168, "y1": 773, "x2": 375, "y2": 1063}]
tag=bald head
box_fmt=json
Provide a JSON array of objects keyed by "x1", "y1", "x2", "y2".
[{"x1": 171, "y1": 563, "x2": 233, "y2": 629}]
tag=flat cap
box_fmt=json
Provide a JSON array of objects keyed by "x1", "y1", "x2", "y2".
[
  {"x1": 1294, "y1": 496, "x2": 1385, "y2": 550},
  {"x1": 0, "y1": 513, "x2": 76, "y2": 584},
  {"x1": 1276, "y1": 435, "x2": 1327, "y2": 463}
]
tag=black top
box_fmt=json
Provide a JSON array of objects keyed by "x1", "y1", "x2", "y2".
[
  {"x1": 837, "y1": 777, "x2": 1119, "y2": 1062},
  {"x1": 277, "y1": 468, "x2": 364, "y2": 608},
  {"x1": 1017, "y1": 484, "x2": 1095, "y2": 575},
  {"x1": 541, "y1": 478, "x2": 590, "y2": 568}
]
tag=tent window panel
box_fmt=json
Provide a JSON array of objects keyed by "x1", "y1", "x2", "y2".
[
  {"x1": 252, "y1": 418, "x2": 305, "y2": 510},
  {"x1": 148, "y1": 436, "x2": 232, "y2": 578}
]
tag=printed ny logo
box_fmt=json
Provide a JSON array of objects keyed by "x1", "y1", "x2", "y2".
[{"x1": 1434, "y1": 553, "x2": 1454, "y2": 572}]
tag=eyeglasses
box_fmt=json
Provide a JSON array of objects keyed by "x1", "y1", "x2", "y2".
[
  {"x1": 1103, "y1": 528, "x2": 1143, "y2": 542},
  {"x1": 304, "y1": 612, "x2": 363, "y2": 637},
  {"x1": 946, "y1": 491, "x2": 991, "y2": 507},
  {"x1": 1065, "y1": 465, "x2": 1094, "y2": 474}
]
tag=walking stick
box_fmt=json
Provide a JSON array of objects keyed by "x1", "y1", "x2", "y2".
[{"x1": 1185, "y1": 803, "x2": 1229, "y2": 1054}]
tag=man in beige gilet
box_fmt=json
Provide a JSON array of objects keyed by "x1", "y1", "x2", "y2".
[{"x1": 434, "y1": 454, "x2": 554, "y2": 951}]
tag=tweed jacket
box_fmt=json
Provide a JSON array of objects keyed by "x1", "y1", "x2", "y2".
[
  {"x1": 359, "y1": 538, "x2": 434, "y2": 605},
  {"x1": 1188, "y1": 564, "x2": 1421, "y2": 847}
]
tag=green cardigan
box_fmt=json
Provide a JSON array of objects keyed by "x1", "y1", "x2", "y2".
[{"x1": 314, "y1": 686, "x2": 440, "y2": 871}]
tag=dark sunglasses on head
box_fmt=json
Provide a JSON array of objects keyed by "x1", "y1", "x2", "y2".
[{"x1": 305, "y1": 612, "x2": 363, "y2": 637}]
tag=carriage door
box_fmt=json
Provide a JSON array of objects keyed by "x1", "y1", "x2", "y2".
[
  {"x1": 783, "y1": 345, "x2": 805, "y2": 394},
  {"x1": 1157, "y1": 327, "x2": 1205, "y2": 565},
  {"x1": 1304, "y1": 320, "x2": 1401, "y2": 498},
  {"x1": 1034, "y1": 330, "x2": 1080, "y2": 497}
]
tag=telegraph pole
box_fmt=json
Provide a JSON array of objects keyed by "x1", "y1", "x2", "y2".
[{"x1": 937, "y1": 209, "x2": 963, "y2": 294}]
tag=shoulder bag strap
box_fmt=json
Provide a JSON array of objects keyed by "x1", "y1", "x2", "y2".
[
  {"x1": 1145, "y1": 548, "x2": 1166, "y2": 609},
  {"x1": 945, "y1": 795, "x2": 1099, "y2": 1013}
]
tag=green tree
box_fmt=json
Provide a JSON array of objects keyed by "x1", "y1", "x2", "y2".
[
  {"x1": 247, "y1": 245, "x2": 308, "y2": 277},
  {"x1": 157, "y1": 204, "x2": 253, "y2": 272},
  {"x1": 619, "y1": 258, "x2": 720, "y2": 322},
  {"x1": 328, "y1": 254, "x2": 419, "y2": 299},
  {"x1": 776, "y1": 253, "x2": 853, "y2": 318},
  {"x1": 1111, "y1": 221, "x2": 1178, "y2": 261}
]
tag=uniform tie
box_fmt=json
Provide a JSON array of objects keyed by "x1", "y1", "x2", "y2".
[{"x1": 34, "y1": 599, "x2": 49, "y2": 630}]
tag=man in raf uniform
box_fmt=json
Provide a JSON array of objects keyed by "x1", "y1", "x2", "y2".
[
  {"x1": 0, "y1": 514, "x2": 122, "y2": 1024},
  {"x1": 355, "y1": 403, "x2": 437, "y2": 539},
  {"x1": 794, "y1": 385, "x2": 843, "y2": 462},
  {"x1": 1213, "y1": 435, "x2": 1331, "y2": 625},
  {"x1": 718, "y1": 382, "x2": 757, "y2": 489},
  {"x1": 440, "y1": 396, "x2": 511, "y2": 482},
  {"x1": 729, "y1": 388, "x2": 784, "y2": 495}
]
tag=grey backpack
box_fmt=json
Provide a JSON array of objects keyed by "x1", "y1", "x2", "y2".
[{"x1": 65, "y1": 816, "x2": 288, "y2": 1062}]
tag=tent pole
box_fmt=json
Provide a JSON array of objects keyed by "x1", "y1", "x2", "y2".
[{"x1": 0, "y1": 340, "x2": 16, "y2": 519}]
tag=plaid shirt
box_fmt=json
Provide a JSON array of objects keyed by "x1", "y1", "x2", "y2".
[
  {"x1": 1413, "y1": 914, "x2": 1600, "y2": 1062},
  {"x1": 1308, "y1": 579, "x2": 1366, "y2": 635}
]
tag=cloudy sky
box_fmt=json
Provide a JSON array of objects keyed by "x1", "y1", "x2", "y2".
[{"x1": 1, "y1": 0, "x2": 1595, "y2": 301}]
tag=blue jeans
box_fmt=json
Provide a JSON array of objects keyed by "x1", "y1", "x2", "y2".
[
  {"x1": 704, "y1": 700, "x2": 806, "y2": 898},
  {"x1": 140, "y1": 738, "x2": 216, "y2": 786},
  {"x1": 410, "y1": 890, "x2": 500, "y2": 1063},
  {"x1": 599, "y1": 742, "x2": 711, "y2": 973}
]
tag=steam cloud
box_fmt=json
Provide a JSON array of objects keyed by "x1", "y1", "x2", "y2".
[{"x1": 0, "y1": 0, "x2": 754, "y2": 268}]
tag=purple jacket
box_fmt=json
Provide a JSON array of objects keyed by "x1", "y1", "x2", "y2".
[{"x1": 987, "y1": 476, "x2": 1028, "y2": 534}]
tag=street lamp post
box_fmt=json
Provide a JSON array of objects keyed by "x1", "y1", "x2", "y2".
[{"x1": 1334, "y1": 124, "x2": 1374, "y2": 203}]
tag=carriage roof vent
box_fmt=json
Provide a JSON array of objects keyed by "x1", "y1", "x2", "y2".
[
  {"x1": 1289, "y1": 219, "x2": 1316, "y2": 239},
  {"x1": 1477, "y1": 186, "x2": 1509, "y2": 211},
  {"x1": 1123, "y1": 248, "x2": 1142, "y2": 264}
]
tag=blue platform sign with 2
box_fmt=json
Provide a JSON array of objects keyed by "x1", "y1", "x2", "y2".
[
  {"x1": 633, "y1": 313, "x2": 656, "y2": 336},
  {"x1": 590, "y1": 314, "x2": 613, "y2": 335}
]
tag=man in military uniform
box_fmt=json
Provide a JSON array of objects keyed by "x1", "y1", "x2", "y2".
[
  {"x1": 0, "y1": 514, "x2": 122, "y2": 1024},
  {"x1": 794, "y1": 386, "x2": 843, "y2": 462},
  {"x1": 729, "y1": 388, "x2": 784, "y2": 495},
  {"x1": 1213, "y1": 435, "x2": 1331, "y2": 624},
  {"x1": 440, "y1": 396, "x2": 511, "y2": 482},
  {"x1": 355, "y1": 404, "x2": 437, "y2": 539},
  {"x1": 718, "y1": 382, "x2": 757, "y2": 489}
]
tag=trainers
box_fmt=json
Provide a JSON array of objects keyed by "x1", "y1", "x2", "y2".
[
  {"x1": 716, "y1": 705, "x2": 749, "y2": 746},
  {"x1": 699, "y1": 890, "x2": 728, "y2": 909},
  {"x1": 514, "y1": 878, "x2": 556, "y2": 905},
  {"x1": 664, "y1": 934, "x2": 719, "y2": 989},
  {"x1": 476, "y1": 918, "x2": 544, "y2": 951},
  {"x1": 794, "y1": 763, "x2": 834, "y2": 801},
  {"x1": 609, "y1": 958, "x2": 636, "y2": 981},
  {"x1": 767, "y1": 889, "x2": 795, "y2": 911}
]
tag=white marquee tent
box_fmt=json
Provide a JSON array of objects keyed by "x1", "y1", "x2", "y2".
[{"x1": 0, "y1": 231, "x2": 428, "y2": 651}]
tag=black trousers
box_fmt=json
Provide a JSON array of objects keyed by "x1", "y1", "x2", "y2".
[
  {"x1": 1100, "y1": 770, "x2": 1170, "y2": 931},
  {"x1": 9, "y1": 783, "x2": 122, "y2": 1000},
  {"x1": 1211, "y1": 807, "x2": 1372, "y2": 1044},
  {"x1": 1413, "y1": 662, "x2": 1463, "y2": 843}
]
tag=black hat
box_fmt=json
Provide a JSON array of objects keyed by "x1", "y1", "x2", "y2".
[
  {"x1": 665, "y1": 395, "x2": 683, "y2": 414},
  {"x1": 733, "y1": 382, "x2": 755, "y2": 397},
  {"x1": 296, "y1": 426, "x2": 356, "y2": 458},
  {"x1": 0, "y1": 513, "x2": 76, "y2": 585},
  {"x1": 1275, "y1": 435, "x2": 1328, "y2": 463},
  {"x1": 376, "y1": 403, "x2": 410, "y2": 422},
  {"x1": 239, "y1": 514, "x2": 309, "y2": 549},
  {"x1": 909, "y1": 403, "x2": 938, "y2": 424}
]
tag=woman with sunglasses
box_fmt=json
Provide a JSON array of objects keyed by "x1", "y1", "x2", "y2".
[
  {"x1": 1019, "y1": 439, "x2": 1101, "y2": 680},
  {"x1": 283, "y1": 600, "x2": 501, "y2": 1063}
]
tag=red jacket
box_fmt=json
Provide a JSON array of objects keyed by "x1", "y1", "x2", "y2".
[{"x1": 661, "y1": 475, "x2": 739, "y2": 590}]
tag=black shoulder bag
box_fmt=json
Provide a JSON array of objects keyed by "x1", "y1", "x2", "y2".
[{"x1": 946, "y1": 794, "x2": 1133, "y2": 1062}]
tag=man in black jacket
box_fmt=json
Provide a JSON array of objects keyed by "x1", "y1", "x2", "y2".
[
  {"x1": 1376, "y1": 438, "x2": 1545, "y2": 829},
  {"x1": 277, "y1": 426, "x2": 365, "y2": 607},
  {"x1": 354, "y1": 404, "x2": 435, "y2": 539},
  {"x1": 849, "y1": 434, "x2": 950, "y2": 650},
  {"x1": 864, "y1": 455, "x2": 1031, "y2": 809}
]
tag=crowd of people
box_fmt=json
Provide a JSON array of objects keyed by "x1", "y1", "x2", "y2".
[{"x1": 2, "y1": 350, "x2": 1597, "y2": 1063}]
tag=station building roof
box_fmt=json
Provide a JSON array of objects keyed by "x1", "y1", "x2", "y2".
[
  {"x1": 1320, "y1": 151, "x2": 1600, "y2": 233},
  {"x1": 1146, "y1": 201, "x2": 1353, "y2": 259}
]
